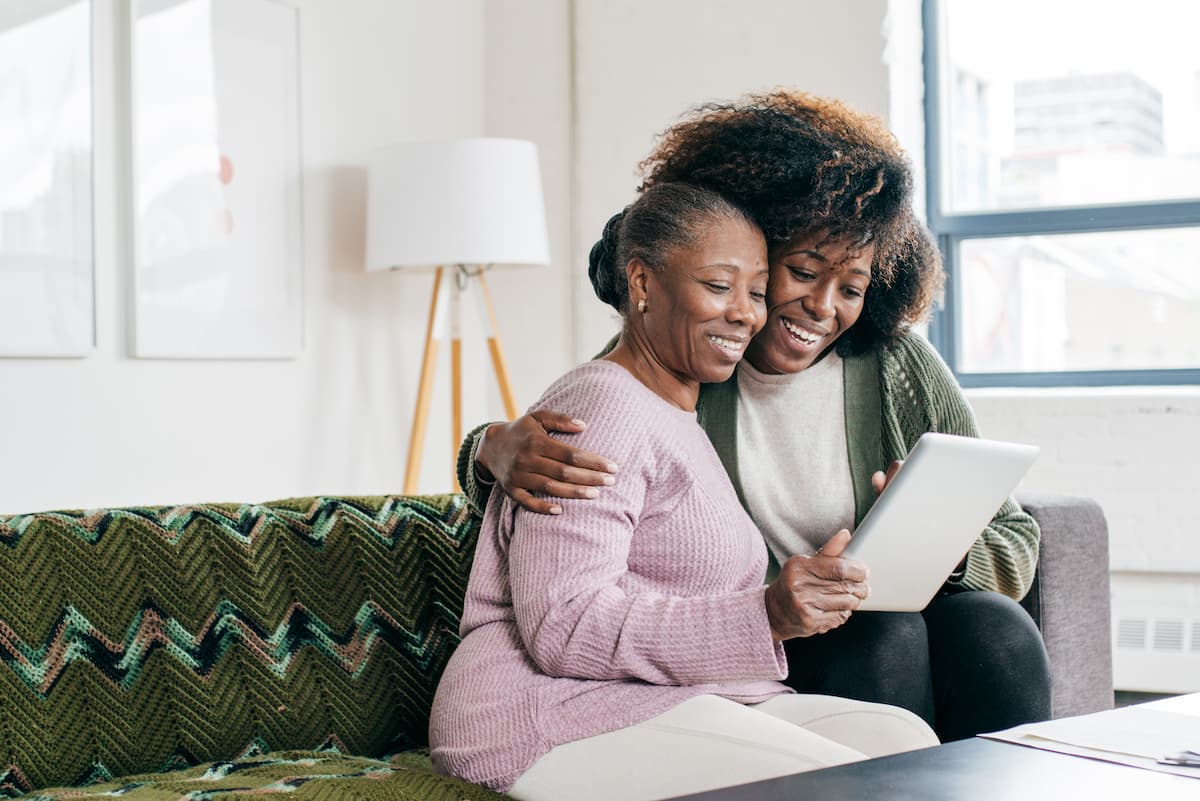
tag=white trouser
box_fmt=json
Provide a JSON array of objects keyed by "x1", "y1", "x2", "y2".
[{"x1": 508, "y1": 693, "x2": 938, "y2": 801}]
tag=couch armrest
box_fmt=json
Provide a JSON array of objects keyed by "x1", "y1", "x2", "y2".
[{"x1": 1016, "y1": 492, "x2": 1114, "y2": 718}]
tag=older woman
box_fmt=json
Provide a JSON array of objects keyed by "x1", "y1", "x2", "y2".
[
  {"x1": 429, "y1": 183, "x2": 936, "y2": 801},
  {"x1": 458, "y1": 92, "x2": 1052, "y2": 743}
]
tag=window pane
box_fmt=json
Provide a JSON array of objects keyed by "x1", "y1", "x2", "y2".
[
  {"x1": 939, "y1": 0, "x2": 1200, "y2": 212},
  {"x1": 958, "y1": 229, "x2": 1200, "y2": 372}
]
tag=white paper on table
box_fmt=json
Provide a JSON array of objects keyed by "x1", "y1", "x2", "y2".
[
  {"x1": 1144, "y1": 694, "x2": 1200, "y2": 716},
  {"x1": 982, "y1": 705, "x2": 1200, "y2": 780}
]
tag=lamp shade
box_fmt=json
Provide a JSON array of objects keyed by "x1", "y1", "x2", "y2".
[{"x1": 365, "y1": 138, "x2": 551, "y2": 272}]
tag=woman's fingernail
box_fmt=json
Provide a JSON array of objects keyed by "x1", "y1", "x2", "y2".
[
  {"x1": 549, "y1": 505, "x2": 563, "y2": 515},
  {"x1": 582, "y1": 488, "x2": 599, "y2": 499},
  {"x1": 602, "y1": 475, "x2": 615, "y2": 486},
  {"x1": 606, "y1": 462, "x2": 619, "y2": 473},
  {"x1": 570, "y1": 418, "x2": 587, "y2": 427}
]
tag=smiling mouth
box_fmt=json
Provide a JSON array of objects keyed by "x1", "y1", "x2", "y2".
[
  {"x1": 782, "y1": 318, "x2": 824, "y2": 345},
  {"x1": 708, "y1": 334, "x2": 747, "y2": 353}
]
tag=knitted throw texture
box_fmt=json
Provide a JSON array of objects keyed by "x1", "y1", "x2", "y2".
[{"x1": 0, "y1": 495, "x2": 507, "y2": 801}]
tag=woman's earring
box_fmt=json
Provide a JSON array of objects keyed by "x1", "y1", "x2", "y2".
[{"x1": 637, "y1": 298, "x2": 647, "y2": 313}]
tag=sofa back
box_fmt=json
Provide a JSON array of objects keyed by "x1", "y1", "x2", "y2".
[{"x1": 0, "y1": 494, "x2": 479, "y2": 794}]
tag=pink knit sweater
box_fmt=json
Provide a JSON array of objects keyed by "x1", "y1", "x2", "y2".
[{"x1": 429, "y1": 361, "x2": 789, "y2": 791}]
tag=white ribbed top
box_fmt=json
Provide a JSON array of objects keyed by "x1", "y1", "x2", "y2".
[{"x1": 736, "y1": 354, "x2": 856, "y2": 565}]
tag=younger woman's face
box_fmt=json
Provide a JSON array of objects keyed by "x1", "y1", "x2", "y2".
[
  {"x1": 640, "y1": 216, "x2": 770, "y2": 384},
  {"x1": 745, "y1": 230, "x2": 873, "y2": 375}
]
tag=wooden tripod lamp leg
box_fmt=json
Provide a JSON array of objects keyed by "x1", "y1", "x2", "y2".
[
  {"x1": 449, "y1": 273, "x2": 464, "y2": 492},
  {"x1": 403, "y1": 267, "x2": 445, "y2": 494},
  {"x1": 476, "y1": 272, "x2": 519, "y2": 420}
]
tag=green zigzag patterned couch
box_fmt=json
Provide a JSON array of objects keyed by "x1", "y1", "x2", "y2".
[
  {"x1": 0, "y1": 492, "x2": 1114, "y2": 800},
  {"x1": 0, "y1": 495, "x2": 507, "y2": 801}
]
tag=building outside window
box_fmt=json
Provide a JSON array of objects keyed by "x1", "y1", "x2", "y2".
[{"x1": 924, "y1": 0, "x2": 1200, "y2": 386}]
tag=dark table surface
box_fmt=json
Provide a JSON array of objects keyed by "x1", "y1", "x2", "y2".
[{"x1": 664, "y1": 737, "x2": 1199, "y2": 801}]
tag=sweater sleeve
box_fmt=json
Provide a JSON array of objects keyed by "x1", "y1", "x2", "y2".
[
  {"x1": 508, "y1": 493, "x2": 785, "y2": 686},
  {"x1": 455, "y1": 334, "x2": 622, "y2": 518},
  {"x1": 456, "y1": 422, "x2": 497, "y2": 518},
  {"x1": 505, "y1": 384, "x2": 785, "y2": 686},
  {"x1": 889, "y1": 334, "x2": 1041, "y2": 600}
]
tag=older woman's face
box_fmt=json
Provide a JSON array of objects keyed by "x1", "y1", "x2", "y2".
[
  {"x1": 640, "y1": 217, "x2": 769, "y2": 384},
  {"x1": 745, "y1": 230, "x2": 873, "y2": 375}
]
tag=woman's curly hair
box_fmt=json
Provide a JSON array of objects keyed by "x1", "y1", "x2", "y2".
[{"x1": 639, "y1": 90, "x2": 944, "y2": 355}]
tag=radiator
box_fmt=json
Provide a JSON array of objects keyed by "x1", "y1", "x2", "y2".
[{"x1": 1110, "y1": 572, "x2": 1200, "y2": 693}]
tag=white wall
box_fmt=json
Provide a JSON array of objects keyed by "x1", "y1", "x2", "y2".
[
  {"x1": 0, "y1": 0, "x2": 486, "y2": 511},
  {"x1": 480, "y1": 0, "x2": 575, "y2": 411},
  {"x1": 293, "y1": 0, "x2": 488, "y2": 498},
  {"x1": 970, "y1": 389, "x2": 1200, "y2": 575}
]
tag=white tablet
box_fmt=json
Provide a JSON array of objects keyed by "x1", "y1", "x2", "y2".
[{"x1": 844, "y1": 432, "x2": 1039, "y2": 612}]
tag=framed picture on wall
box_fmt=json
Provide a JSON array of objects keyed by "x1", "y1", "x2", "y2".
[
  {"x1": 0, "y1": 0, "x2": 94, "y2": 358},
  {"x1": 131, "y1": 0, "x2": 303, "y2": 359}
]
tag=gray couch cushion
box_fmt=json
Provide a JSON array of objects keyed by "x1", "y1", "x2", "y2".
[{"x1": 1017, "y1": 492, "x2": 1114, "y2": 718}]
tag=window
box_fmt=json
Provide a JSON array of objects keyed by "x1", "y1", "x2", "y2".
[{"x1": 923, "y1": 0, "x2": 1200, "y2": 386}]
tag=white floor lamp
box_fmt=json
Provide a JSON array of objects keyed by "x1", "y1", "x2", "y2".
[{"x1": 365, "y1": 138, "x2": 550, "y2": 493}]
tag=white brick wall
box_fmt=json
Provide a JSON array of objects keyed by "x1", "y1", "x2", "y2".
[
  {"x1": 969, "y1": 388, "x2": 1200, "y2": 691},
  {"x1": 968, "y1": 388, "x2": 1200, "y2": 574}
]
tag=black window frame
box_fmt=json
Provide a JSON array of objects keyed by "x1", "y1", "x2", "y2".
[{"x1": 922, "y1": 0, "x2": 1200, "y2": 387}]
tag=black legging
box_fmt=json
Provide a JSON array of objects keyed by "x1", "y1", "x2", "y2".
[{"x1": 782, "y1": 590, "x2": 1052, "y2": 742}]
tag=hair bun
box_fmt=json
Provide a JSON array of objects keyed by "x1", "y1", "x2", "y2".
[{"x1": 588, "y1": 210, "x2": 627, "y2": 310}]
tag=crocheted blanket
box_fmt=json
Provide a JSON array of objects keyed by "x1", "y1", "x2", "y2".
[{"x1": 0, "y1": 495, "x2": 502, "y2": 800}]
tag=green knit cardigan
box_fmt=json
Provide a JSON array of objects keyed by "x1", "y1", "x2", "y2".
[{"x1": 458, "y1": 332, "x2": 1039, "y2": 600}]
